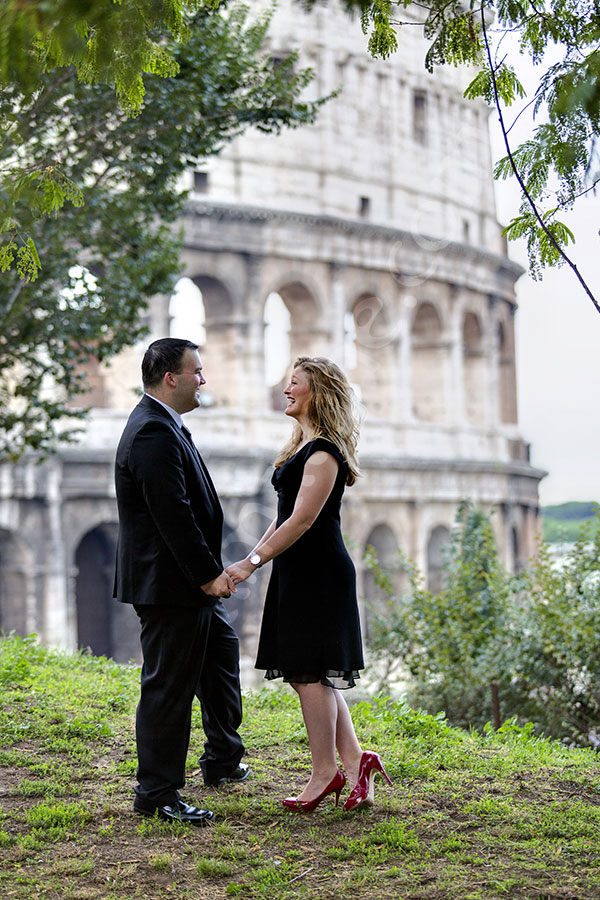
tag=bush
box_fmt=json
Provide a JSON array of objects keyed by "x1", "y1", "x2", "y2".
[{"x1": 365, "y1": 504, "x2": 600, "y2": 746}]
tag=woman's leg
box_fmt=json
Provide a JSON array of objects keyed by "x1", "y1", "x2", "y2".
[
  {"x1": 333, "y1": 689, "x2": 363, "y2": 788},
  {"x1": 291, "y1": 682, "x2": 339, "y2": 800}
]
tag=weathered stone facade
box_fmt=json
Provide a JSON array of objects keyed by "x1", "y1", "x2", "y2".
[{"x1": 0, "y1": 1, "x2": 544, "y2": 681}]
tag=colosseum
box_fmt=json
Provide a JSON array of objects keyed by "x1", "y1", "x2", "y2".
[{"x1": 0, "y1": 0, "x2": 544, "y2": 681}]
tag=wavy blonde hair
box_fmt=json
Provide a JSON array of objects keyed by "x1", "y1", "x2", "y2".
[{"x1": 274, "y1": 356, "x2": 361, "y2": 486}]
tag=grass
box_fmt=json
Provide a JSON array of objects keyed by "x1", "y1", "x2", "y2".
[{"x1": 1, "y1": 635, "x2": 600, "y2": 899}]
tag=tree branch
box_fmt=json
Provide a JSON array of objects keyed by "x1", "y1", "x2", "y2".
[{"x1": 481, "y1": 7, "x2": 600, "y2": 316}]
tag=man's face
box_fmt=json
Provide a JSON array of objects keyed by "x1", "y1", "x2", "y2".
[{"x1": 171, "y1": 348, "x2": 206, "y2": 413}]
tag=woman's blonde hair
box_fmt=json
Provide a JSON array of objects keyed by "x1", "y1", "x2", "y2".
[{"x1": 274, "y1": 356, "x2": 361, "y2": 486}]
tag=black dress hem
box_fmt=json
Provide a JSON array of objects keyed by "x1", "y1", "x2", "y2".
[{"x1": 262, "y1": 667, "x2": 361, "y2": 690}]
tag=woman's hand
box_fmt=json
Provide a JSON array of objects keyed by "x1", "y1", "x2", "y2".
[{"x1": 226, "y1": 558, "x2": 256, "y2": 585}]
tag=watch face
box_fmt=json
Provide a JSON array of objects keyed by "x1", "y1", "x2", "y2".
[{"x1": 250, "y1": 553, "x2": 261, "y2": 566}]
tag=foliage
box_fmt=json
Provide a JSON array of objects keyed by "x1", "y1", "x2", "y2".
[
  {"x1": 366, "y1": 502, "x2": 600, "y2": 746},
  {"x1": 306, "y1": 0, "x2": 600, "y2": 311},
  {"x1": 0, "y1": 0, "x2": 225, "y2": 280},
  {"x1": 0, "y1": 5, "x2": 324, "y2": 459},
  {"x1": 2, "y1": 634, "x2": 600, "y2": 898},
  {"x1": 0, "y1": 0, "x2": 219, "y2": 112}
]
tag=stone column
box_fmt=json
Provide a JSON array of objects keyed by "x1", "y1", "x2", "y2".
[
  {"x1": 487, "y1": 295, "x2": 501, "y2": 429},
  {"x1": 43, "y1": 459, "x2": 72, "y2": 648},
  {"x1": 330, "y1": 264, "x2": 346, "y2": 364},
  {"x1": 447, "y1": 292, "x2": 465, "y2": 427},
  {"x1": 397, "y1": 294, "x2": 415, "y2": 423}
]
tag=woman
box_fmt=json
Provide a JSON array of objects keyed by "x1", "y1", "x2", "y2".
[{"x1": 227, "y1": 357, "x2": 391, "y2": 811}]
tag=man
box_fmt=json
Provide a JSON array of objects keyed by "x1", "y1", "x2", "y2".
[{"x1": 114, "y1": 337, "x2": 249, "y2": 826}]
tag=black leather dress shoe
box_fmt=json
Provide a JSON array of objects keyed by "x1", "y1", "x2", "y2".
[
  {"x1": 204, "y1": 762, "x2": 250, "y2": 787},
  {"x1": 134, "y1": 797, "x2": 214, "y2": 826}
]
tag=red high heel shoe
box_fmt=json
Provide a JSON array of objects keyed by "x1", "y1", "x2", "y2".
[
  {"x1": 282, "y1": 769, "x2": 346, "y2": 812},
  {"x1": 343, "y1": 751, "x2": 392, "y2": 811}
]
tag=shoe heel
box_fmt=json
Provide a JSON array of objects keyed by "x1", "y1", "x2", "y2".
[{"x1": 374, "y1": 757, "x2": 393, "y2": 786}]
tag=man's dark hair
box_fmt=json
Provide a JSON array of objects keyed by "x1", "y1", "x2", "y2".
[{"x1": 142, "y1": 338, "x2": 198, "y2": 389}]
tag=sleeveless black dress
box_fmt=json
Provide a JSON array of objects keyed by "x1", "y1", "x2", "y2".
[{"x1": 255, "y1": 438, "x2": 364, "y2": 689}]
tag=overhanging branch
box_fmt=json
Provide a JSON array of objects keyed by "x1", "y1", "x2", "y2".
[{"x1": 481, "y1": 6, "x2": 600, "y2": 315}]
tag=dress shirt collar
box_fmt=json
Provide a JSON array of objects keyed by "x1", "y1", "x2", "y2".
[{"x1": 144, "y1": 393, "x2": 183, "y2": 429}]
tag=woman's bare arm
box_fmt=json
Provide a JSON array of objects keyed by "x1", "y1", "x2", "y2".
[{"x1": 226, "y1": 451, "x2": 338, "y2": 583}]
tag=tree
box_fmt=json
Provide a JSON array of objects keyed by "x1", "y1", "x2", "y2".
[
  {"x1": 0, "y1": 0, "x2": 224, "y2": 280},
  {"x1": 365, "y1": 503, "x2": 600, "y2": 745},
  {"x1": 0, "y1": 5, "x2": 325, "y2": 459},
  {"x1": 305, "y1": 1, "x2": 600, "y2": 314}
]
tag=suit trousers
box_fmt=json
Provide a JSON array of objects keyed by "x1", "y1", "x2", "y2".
[{"x1": 133, "y1": 600, "x2": 244, "y2": 808}]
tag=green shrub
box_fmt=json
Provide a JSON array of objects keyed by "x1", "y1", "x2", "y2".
[{"x1": 366, "y1": 503, "x2": 600, "y2": 746}]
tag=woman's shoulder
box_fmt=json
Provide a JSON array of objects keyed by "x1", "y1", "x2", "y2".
[{"x1": 302, "y1": 437, "x2": 347, "y2": 466}]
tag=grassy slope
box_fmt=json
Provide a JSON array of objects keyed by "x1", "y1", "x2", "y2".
[{"x1": 1, "y1": 636, "x2": 600, "y2": 900}]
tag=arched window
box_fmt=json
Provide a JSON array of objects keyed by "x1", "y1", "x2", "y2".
[
  {"x1": 264, "y1": 292, "x2": 291, "y2": 410},
  {"x1": 220, "y1": 522, "x2": 251, "y2": 636},
  {"x1": 462, "y1": 311, "x2": 485, "y2": 426},
  {"x1": 0, "y1": 529, "x2": 29, "y2": 636},
  {"x1": 411, "y1": 303, "x2": 447, "y2": 422},
  {"x1": 75, "y1": 523, "x2": 140, "y2": 663},
  {"x1": 498, "y1": 320, "x2": 518, "y2": 424},
  {"x1": 349, "y1": 293, "x2": 394, "y2": 418},
  {"x1": 427, "y1": 525, "x2": 451, "y2": 594},
  {"x1": 511, "y1": 526, "x2": 522, "y2": 574},
  {"x1": 169, "y1": 277, "x2": 206, "y2": 346},
  {"x1": 363, "y1": 523, "x2": 400, "y2": 640},
  {"x1": 180, "y1": 275, "x2": 233, "y2": 406}
]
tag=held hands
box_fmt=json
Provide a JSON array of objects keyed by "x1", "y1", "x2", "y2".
[
  {"x1": 226, "y1": 558, "x2": 256, "y2": 585},
  {"x1": 201, "y1": 571, "x2": 237, "y2": 599}
]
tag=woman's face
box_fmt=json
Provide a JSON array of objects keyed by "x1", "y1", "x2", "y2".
[{"x1": 283, "y1": 367, "x2": 313, "y2": 422}]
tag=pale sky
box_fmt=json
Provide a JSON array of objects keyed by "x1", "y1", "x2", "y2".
[
  {"x1": 509, "y1": 206, "x2": 600, "y2": 506},
  {"x1": 488, "y1": 36, "x2": 600, "y2": 507}
]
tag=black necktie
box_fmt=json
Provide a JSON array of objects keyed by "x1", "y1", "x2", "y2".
[
  {"x1": 181, "y1": 424, "x2": 193, "y2": 444},
  {"x1": 180, "y1": 425, "x2": 198, "y2": 456},
  {"x1": 180, "y1": 424, "x2": 219, "y2": 506}
]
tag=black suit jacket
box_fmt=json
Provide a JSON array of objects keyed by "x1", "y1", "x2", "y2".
[{"x1": 114, "y1": 395, "x2": 224, "y2": 607}]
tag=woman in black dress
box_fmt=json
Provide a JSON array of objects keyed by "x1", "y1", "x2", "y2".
[{"x1": 227, "y1": 357, "x2": 391, "y2": 812}]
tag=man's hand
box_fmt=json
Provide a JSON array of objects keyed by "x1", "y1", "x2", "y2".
[
  {"x1": 201, "y1": 571, "x2": 237, "y2": 598},
  {"x1": 226, "y1": 558, "x2": 256, "y2": 585}
]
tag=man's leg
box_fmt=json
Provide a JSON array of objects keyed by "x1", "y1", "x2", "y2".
[
  {"x1": 134, "y1": 603, "x2": 212, "y2": 809},
  {"x1": 196, "y1": 600, "x2": 245, "y2": 784}
]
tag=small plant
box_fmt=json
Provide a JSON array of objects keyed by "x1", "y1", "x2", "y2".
[
  {"x1": 25, "y1": 801, "x2": 91, "y2": 844},
  {"x1": 149, "y1": 852, "x2": 174, "y2": 874},
  {"x1": 195, "y1": 856, "x2": 235, "y2": 877}
]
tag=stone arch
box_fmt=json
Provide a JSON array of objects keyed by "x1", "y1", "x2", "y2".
[
  {"x1": 363, "y1": 523, "x2": 400, "y2": 640},
  {"x1": 498, "y1": 319, "x2": 518, "y2": 424},
  {"x1": 462, "y1": 311, "x2": 486, "y2": 426},
  {"x1": 511, "y1": 525, "x2": 522, "y2": 574},
  {"x1": 427, "y1": 524, "x2": 451, "y2": 594},
  {"x1": 263, "y1": 280, "x2": 325, "y2": 410},
  {"x1": 0, "y1": 529, "x2": 31, "y2": 636},
  {"x1": 411, "y1": 302, "x2": 447, "y2": 422},
  {"x1": 278, "y1": 281, "x2": 325, "y2": 358},
  {"x1": 75, "y1": 522, "x2": 140, "y2": 663},
  {"x1": 169, "y1": 277, "x2": 206, "y2": 346},
  {"x1": 184, "y1": 274, "x2": 236, "y2": 407},
  {"x1": 264, "y1": 292, "x2": 291, "y2": 410},
  {"x1": 220, "y1": 520, "x2": 249, "y2": 636},
  {"x1": 348, "y1": 291, "x2": 395, "y2": 418}
]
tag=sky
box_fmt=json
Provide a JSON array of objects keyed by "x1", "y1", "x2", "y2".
[
  {"x1": 509, "y1": 207, "x2": 600, "y2": 506},
  {"x1": 487, "y1": 39, "x2": 600, "y2": 507}
]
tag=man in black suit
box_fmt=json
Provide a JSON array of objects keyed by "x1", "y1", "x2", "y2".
[{"x1": 114, "y1": 338, "x2": 249, "y2": 826}]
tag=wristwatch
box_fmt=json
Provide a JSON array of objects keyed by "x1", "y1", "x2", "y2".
[{"x1": 249, "y1": 552, "x2": 263, "y2": 568}]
